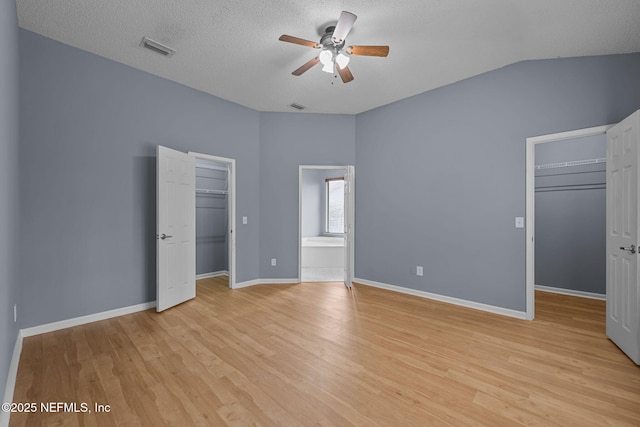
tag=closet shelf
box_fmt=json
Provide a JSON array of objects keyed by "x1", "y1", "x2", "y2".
[
  {"x1": 196, "y1": 188, "x2": 228, "y2": 195},
  {"x1": 535, "y1": 157, "x2": 606, "y2": 171},
  {"x1": 196, "y1": 164, "x2": 228, "y2": 172}
]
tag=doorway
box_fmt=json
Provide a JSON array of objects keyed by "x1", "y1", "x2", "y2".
[
  {"x1": 191, "y1": 152, "x2": 236, "y2": 289},
  {"x1": 298, "y1": 165, "x2": 355, "y2": 287},
  {"x1": 156, "y1": 146, "x2": 237, "y2": 312},
  {"x1": 525, "y1": 125, "x2": 611, "y2": 319}
]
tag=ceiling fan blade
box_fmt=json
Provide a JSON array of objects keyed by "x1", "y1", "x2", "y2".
[
  {"x1": 279, "y1": 35, "x2": 321, "y2": 49},
  {"x1": 292, "y1": 57, "x2": 320, "y2": 76},
  {"x1": 347, "y1": 45, "x2": 390, "y2": 57},
  {"x1": 336, "y1": 64, "x2": 354, "y2": 83},
  {"x1": 331, "y1": 11, "x2": 357, "y2": 45}
]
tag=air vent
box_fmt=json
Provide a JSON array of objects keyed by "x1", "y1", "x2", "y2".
[
  {"x1": 140, "y1": 37, "x2": 175, "y2": 57},
  {"x1": 289, "y1": 103, "x2": 306, "y2": 110}
]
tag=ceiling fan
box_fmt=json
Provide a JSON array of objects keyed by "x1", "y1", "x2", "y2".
[{"x1": 279, "y1": 11, "x2": 389, "y2": 83}]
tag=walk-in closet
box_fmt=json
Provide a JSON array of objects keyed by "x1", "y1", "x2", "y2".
[
  {"x1": 534, "y1": 134, "x2": 606, "y2": 296},
  {"x1": 196, "y1": 159, "x2": 229, "y2": 277}
]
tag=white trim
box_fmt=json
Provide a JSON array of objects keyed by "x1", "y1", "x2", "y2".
[
  {"x1": 20, "y1": 302, "x2": 156, "y2": 338},
  {"x1": 233, "y1": 279, "x2": 262, "y2": 289},
  {"x1": 535, "y1": 285, "x2": 606, "y2": 301},
  {"x1": 196, "y1": 270, "x2": 228, "y2": 280},
  {"x1": 525, "y1": 125, "x2": 612, "y2": 320},
  {"x1": 256, "y1": 278, "x2": 299, "y2": 285},
  {"x1": 354, "y1": 278, "x2": 527, "y2": 320},
  {"x1": 0, "y1": 331, "x2": 23, "y2": 427},
  {"x1": 234, "y1": 278, "x2": 300, "y2": 289},
  {"x1": 189, "y1": 152, "x2": 236, "y2": 290}
]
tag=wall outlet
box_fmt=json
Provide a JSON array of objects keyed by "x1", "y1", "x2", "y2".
[
  {"x1": 416, "y1": 266, "x2": 423, "y2": 276},
  {"x1": 242, "y1": 216, "x2": 248, "y2": 225},
  {"x1": 271, "y1": 258, "x2": 277, "y2": 267},
  {"x1": 14, "y1": 304, "x2": 17, "y2": 323}
]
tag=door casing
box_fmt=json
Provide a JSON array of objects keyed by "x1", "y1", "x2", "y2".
[
  {"x1": 298, "y1": 165, "x2": 355, "y2": 287},
  {"x1": 525, "y1": 125, "x2": 612, "y2": 319},
  {"x1": 190, "y1": 151, "x2": 237, "y2": 289}
]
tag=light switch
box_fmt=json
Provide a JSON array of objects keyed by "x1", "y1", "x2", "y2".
[
  {"x1": 515, "y1": 217, "x2": 524, "y2": 228},
  {"x1": 242, "y1": 216, "x2": 248, "y2": 225}
]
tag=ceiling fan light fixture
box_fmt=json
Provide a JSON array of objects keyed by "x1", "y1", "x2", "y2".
[
  {"x1": 335, "y1": 53, "x2": 350, "y2": 69},
  {"x1": 321, "y1": 62, "x2": 334, "y2": 73},
  {"x1": 319, "y1": 49, "x2": 333, "y2": 66}
]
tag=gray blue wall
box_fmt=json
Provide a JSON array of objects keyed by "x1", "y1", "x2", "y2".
[
  {"x1": 535, "y1": 135, "x2": 606, "y2": 294},
  {"x1": 259, "y1": 113, "x2": 355, "y2": 279},
  {"x1": 19, "y1": 29, "x2": 260, "y2": 328},
  {"x1": 302, "y1": 169, "x2": 325, "y2": 238},
  {"x1": 15, "y1": 26, "x2": 640, "y2": 328},
  {"x1": 0, "y1": 0, "x2": 20, "y2": 406},
  {"x1": 355, "y1": 54, "x2": 640, "y2": 311}
]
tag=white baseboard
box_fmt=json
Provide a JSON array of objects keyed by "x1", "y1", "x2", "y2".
[
  {"x1": 21, "y1": 301, "x2": 156, "y2": 338},
  {"x1": 354, "y1": 278, "x2": 527, "y2": 320},
  {"x1": 233, "y1": 279, "x2": 261, "y2": 289},
  {"x1": 234, "y1": 278, "x2": 299, "y2": 289},
  {"x1": 535, "y1": 285, "x2": 606, "y2": 300},
  {"x1": 196, "y1": 270, "x2": 229, "y2": 280},
  {"x1": 1, "y1": 331, "x2": 23, "y2": 427}
]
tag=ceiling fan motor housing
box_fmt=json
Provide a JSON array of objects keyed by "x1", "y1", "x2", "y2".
[{"x1": 321, "y1": 26, "x2": 346, "y2": 51}]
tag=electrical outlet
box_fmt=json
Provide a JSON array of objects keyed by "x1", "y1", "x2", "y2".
[
  {"x1": 14, "y1": 304, "x2": 17, "y2": 323},
  {"x1": 416, "y1": 266, "x2": 423, "y2": 276},
  {"x1": 242, "y1": 216, "x2": 248, "y2": 225},
  {"x1": 271, "y1": 258, "x2": 277, "y2": 267}
]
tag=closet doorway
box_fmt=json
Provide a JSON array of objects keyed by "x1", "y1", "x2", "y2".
[
  {"x1": 192, "y1": 152, "x2": 236, "y2": 289},
  {"x1": 525, "y1": 126, "x2": 610, "y2": 319}
]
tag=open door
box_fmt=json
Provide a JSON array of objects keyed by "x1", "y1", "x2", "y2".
[
  {"x1": 157, "y1": 146, "x2": 196, "y2": 312},
  {"x1": 344, "y1": 165, "x2": 355, "y2": 289},
  {"x1": 606, "y1": 110, "x2": 640, "y2": 364}
]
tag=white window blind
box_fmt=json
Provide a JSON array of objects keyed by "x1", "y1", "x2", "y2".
[{"x1": 326, "y1": 178, "x2": 344, "y2": 234}]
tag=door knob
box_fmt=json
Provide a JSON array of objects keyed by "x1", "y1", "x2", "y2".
[
  {"x1": 619, "y1": 244, "x2": 636, "y2": 254},
  {"x1": 160, "y1": 233, "x2": 173, "y2": 240}
]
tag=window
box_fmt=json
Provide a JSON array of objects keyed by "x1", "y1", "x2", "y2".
[{"x1": 326, "y1": 177, "x2": 344, "y2": 234}]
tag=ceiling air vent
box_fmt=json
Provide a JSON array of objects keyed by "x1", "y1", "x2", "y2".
[
  {"x1": 289, "y1": 103, "x2": 306, "y2": 111},
  {"x1": 140, "y1": 37, "x2": 175, "y2": 57}
]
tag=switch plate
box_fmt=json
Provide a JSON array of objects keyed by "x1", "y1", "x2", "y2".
[
  {"x1": 515, "y1": 217, "x2": 525, "y2": 228},
  {"x1": 242, "y1": 216, "x2": 248, "y2": 225},
  {"x1": 14, "y1": 304, "x2": 17, "y2": 323},
  {"x1": 416, "y1": 266, "x2": 423, "y2": 276},
  {"x1": 271, "y1": 258, "x2": 277, "y2": 266}
]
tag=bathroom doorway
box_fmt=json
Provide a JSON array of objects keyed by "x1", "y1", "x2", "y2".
[{"x1": 298, "y1": 165, "x2": 355, "y2": 287}]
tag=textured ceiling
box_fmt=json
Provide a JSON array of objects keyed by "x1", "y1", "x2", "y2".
[{"x1": 15, "y1": 0, "x2": 640, "y2": 114}]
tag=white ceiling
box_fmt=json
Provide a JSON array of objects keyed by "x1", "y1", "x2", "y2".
[{"x1": 15, "y1": 0, "x2": 640, "y2": 114}]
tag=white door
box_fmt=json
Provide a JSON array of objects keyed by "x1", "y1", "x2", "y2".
[
  {"x1": 606, "y1": 110, "x2": 640, "y2": 364},
  {"x1": 343, "y1": 166, "x2": 355, "y2": 289},
  {"x1": 157, "y1": 146, "x2": 196, "y2": 312}
]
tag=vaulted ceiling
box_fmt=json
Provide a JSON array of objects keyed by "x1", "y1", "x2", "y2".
[{"x1": 16, "y1": 0, "x2": 640, "y2": 114}]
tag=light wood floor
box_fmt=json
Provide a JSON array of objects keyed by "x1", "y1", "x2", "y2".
[{"x1": 10, "y1": 279, "x2": 640, "y2": 426}]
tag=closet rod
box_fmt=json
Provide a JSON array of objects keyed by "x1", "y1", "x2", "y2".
[
  {"x1": 536, "y1": 186, "x2": 605, "y2": 193},
  {"x1": 197, "y1": 175, "x2": 226, "y2": 180},
  {"x1": 196, "y1": 188, "x2": 228, "y2": 195},
  {"x1": 535, "y1": 157, "x2": 606, "y2": 171}
]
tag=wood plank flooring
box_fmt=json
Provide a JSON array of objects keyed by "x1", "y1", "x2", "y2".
[{"x1": 10, "y1": 279, "x2": 640, "y2": 426}]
